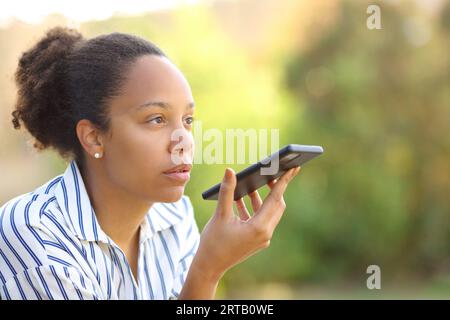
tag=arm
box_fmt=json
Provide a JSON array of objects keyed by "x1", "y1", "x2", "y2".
[{"x1": 178, "y1": 256, "x2": 221, "y2": 300}]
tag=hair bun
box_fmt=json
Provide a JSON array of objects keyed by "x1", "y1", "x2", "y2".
[
  {"x1": 12, "y1": 27, "x2": 83, "y2": 151},
  {"x1": 16, "y1": 27, "x2": 83, "y2": 88}
]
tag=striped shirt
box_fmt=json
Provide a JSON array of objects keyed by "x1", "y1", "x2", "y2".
[{"x1": 0, "y1": 160, "x2": 200, "y2": 300}]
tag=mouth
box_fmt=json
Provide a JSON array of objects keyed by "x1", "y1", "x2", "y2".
[{"x1": 163, "y1": 164, "x2": 192, "y2": 183}]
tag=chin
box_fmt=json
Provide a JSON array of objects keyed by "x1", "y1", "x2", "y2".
[{"x1": 157, "y1": 187, "x2": 185, "y2": 203}]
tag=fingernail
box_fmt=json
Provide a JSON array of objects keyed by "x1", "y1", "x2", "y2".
[
  {"x1": 223, "y1": 168, "x2": 234, "y2": 181},
  {"x1": 290, "y1": 167, "x2": 297, "y2": 178},
  {"x1": 223, "y1": 168, "x2": 229, "y2": 180}
]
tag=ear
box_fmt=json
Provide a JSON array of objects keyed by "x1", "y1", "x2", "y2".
[{"x1": 76, "y1": 119, "x2": 104, "y2": 159}]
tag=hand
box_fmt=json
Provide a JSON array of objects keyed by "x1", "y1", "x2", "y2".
[{"x1": 192, "y1": 166, "x2": 301, "y2": 282}]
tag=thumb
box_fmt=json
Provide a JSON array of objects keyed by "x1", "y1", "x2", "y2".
[{"x1": 216, "y1": 167, "x2": 236, "y2": 218}]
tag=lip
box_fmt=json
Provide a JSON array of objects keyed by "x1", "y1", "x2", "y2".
[
  {"x1": 163, "y1": 171, "x2": 191, "y2": 183},
  {"x1": 163, "y1": 163, "x2": 192, "y2": 174},
  {"x1": 163, "y1": 163, "x2": 192, "y2": 183}
]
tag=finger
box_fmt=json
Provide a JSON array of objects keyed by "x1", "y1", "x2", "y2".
[
  {"x1": 267, "y1": 179, "x2": 277, "y2": 190},
  {"x1": 268, "y1": 167, "x2": 300, "y2": 200},
  {"x1": 266, "y1": 166, "x2": 300, "y2": 193},
  {"x1": 253, "y1": 167, "x2": 299, "y2": 226},
  {"x1": 267, "y1": 166, "x2": 301, "y2": 189},
  {"x1": 216, "y1": 168, "x2": 236, "y2": 218},
  {"x1": 248, "y1": 190, "x2": 263, "y2": 213},
  {"x1": 235, "y1": 198, "x2": 251, "y2": 221}
]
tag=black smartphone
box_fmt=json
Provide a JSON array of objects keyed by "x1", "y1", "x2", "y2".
[{"x1": 201, "y1": 144, "x2": 324, "y2": 201}]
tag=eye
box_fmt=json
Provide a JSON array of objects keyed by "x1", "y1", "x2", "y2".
[
  {"x1": 185, "y1": 116, "x2": 194, "y2": 125},
  {"x1": 147, "y1": 116, "x2": 165, "y2": 124}
]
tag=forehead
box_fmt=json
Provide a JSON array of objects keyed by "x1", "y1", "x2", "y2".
[{"x1": 111, "y1": 55, "x2": 193, "y2": 114}]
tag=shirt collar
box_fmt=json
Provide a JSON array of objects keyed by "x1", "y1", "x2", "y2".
[{"x1": 53, "y1": 159, "x2": 185, "y2": 244}]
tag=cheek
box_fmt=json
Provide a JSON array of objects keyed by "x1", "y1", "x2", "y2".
[
  {"x1": 102, "y1": 119, "x2": 188, "y2": 202},
  {"x1": 104, "y1": 121, "x2": 167, "y2": 186}
]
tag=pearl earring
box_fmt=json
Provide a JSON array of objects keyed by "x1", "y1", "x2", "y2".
[{"x1": 94, "y1": 152, "x2": 102, "y2": 159}]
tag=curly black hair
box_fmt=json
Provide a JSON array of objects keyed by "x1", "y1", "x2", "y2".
[{"x1": 12, "y1": 26, "x2": 166, "y2": 170}]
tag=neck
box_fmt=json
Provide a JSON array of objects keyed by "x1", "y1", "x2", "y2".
[{"x1": 80, "y1": 161, "x2": 154, "y2": 250}]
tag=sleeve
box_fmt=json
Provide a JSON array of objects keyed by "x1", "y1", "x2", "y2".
[
  {"x1": 0, "y1": 265, "x2": 100, "y2": 300},
  {"x1": 168, "y1": 196, "x2": 200, "y2": 300}
]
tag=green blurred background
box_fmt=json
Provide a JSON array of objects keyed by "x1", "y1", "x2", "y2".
[{"x1": 1, "y1": 0, "x2": 449, "y2": 299}]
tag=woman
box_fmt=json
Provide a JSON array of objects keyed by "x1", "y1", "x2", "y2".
[{"x1": 0, "y1": 27, "x2": 300, "y2": 300}]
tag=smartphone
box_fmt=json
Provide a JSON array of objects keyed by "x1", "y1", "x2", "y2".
[{"x1": 201, "y1": 144, "x2": 324, "y2": 201}]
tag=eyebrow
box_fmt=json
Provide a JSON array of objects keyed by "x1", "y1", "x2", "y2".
[{"x1": 135, "y1": 101, "x2": 195, "y2": 111}]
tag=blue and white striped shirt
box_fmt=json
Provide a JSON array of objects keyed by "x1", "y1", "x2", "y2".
[{"x1": 0, "y1": 160, "x2": 200, "y2": 300}]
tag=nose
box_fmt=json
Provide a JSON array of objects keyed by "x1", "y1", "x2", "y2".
[{"x1": 169, "y1": 127, "x2": 194, "y2": 165}]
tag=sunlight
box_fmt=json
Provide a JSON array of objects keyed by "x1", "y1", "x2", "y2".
[{"x1": 0, "y1": 0, "x2": 202, "y2": 26}]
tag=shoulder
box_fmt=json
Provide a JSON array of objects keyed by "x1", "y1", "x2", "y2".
[
  {"x1": 0, "y1": 178, "x2": 70, "y2": 284},
  {"x1": 0, "y1": 192, "x2": 57, "y2": 236},
  {"x1": 0, "y1": 173, "x2": 64, "y2": 227},
  {"x1": 0, "y1": 172, "x2": 65, "y2": 231}
]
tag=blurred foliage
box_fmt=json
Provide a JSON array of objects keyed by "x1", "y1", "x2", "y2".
[
  {"x1": 1, "y1": 0, "x2": 449, "y2": 298},
  {"x1": 279, "y1": 0, "x2": 450, "y2": 285}
]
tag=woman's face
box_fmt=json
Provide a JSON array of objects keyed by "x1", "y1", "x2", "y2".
[{"x1": 101, "y1": 54, "x2": 195, "y2": 203}]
